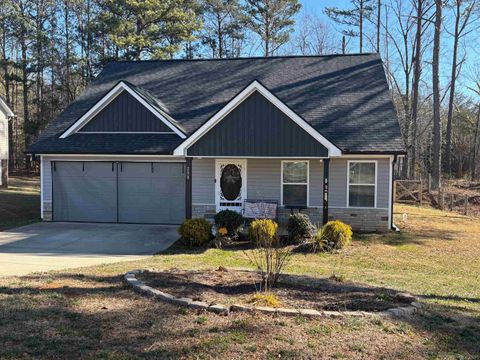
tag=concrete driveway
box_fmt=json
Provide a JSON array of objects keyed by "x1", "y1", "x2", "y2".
[{"x1": 0, "y1": 222, "x2": 178, "y2": 277}]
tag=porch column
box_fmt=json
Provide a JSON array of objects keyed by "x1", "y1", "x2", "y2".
[
  {"x1": 322, "y1": 158, "x2": 330, "y2": 225},
  {"x1": 185, "y1": 157, "x2": 192, "y2": 219}
]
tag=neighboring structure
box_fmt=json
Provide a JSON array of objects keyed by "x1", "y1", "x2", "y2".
[
  {"x1": 0, "y1": 97, "x2": 13, "y2": 187},
  {"x1": 28, "y1": 54, "x2": 405, "y2": 232}
]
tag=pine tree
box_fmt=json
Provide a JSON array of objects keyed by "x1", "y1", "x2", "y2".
[
  {"x1": 98, "y1": 0, "x2": 202, "y2": 60},
  {"x1": 324, "y1": 0, "x2": 375, "y2": 53},
  {"x1": 244, "y1": 0, "x2": 301, "y2": 56}
]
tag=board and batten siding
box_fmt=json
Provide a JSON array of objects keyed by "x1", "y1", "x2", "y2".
[
  {"x1": 188, "y1": 91, "x2": 328, "y2": 157},
  {"x1": 79, "y1": 91, "x2": 174, "y2": 133}
]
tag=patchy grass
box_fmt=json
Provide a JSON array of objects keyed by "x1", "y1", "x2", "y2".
[
  {"x1": 0, "y1": 176, "x2": 40, "y2": 230},
  {"x1": 0, "y1": 204, "x2": 479, "y2": 358}
]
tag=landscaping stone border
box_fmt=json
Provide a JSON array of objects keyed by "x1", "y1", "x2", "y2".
[{"x1": 124, "y1": 270, "x2": 422, "y2": 319}]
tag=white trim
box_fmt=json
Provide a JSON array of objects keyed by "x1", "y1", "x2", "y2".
[
  {"x1": 40, "y1": 155, "x2": 44, "y2": 219},
  {"x1": 329, "y1": 206, "x2": 388, "y2": 210},
  {"x1": 39, "y1": 154, "x2": 184, "y2": 158},
  {"x1": 339, "y1": 154, "x2": 395, "y2": 159},
  {"x1": 173, "y1": 80, "x2": 342, "y2": 157},
  {"x1": 192, "y1": 203, "x2": 216, "y2": 206},
  {"x1": 79, "y1": 131, "x2": 176, "y2": 134},
  {"x1": 346, "y1": 160, "x2": 377, "y2": 209},
  {"x1": 215, "y1": 159, "x2": 247, "y2": 213},
  {"x1": 60, "y1": 81, "x2": 186, "y2": 139},
  {"x1": 193, "y1": 156, "x2": 329, "y2": 159},
  {"x1": 0, "y1": 97, "x2": 13, "y2": 117},
  {"x1": 281, "y1": 160, "x2": 309, "y2": 207}
]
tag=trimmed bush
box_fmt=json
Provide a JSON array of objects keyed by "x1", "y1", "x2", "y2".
[
  {"x1": 178, "y1": 218, "x2": 212, "y2": 247},
  {"x1": 287, "y1": 213, "x2": 315, "y2": 243},
  {"x1": 315, "y1": 220, "x2": 352, "y2": 252},
  {"x1": 248, "y1": 219, "x2": 278, "y2": 247},
  {"x1": 214, "y1": 210, "x2": 244, "y2": 237}
]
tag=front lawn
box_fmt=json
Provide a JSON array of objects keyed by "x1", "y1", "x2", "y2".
[
  {"x1": 0, "y1": 176, "x2": 40, "y2": 230},
  {"x1": 0, "y1": 204, "x2": 479, "y2": 359}
]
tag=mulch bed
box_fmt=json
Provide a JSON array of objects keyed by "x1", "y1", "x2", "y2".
[{"x1": 137, "y1": 268, "x2": 413, "y2": 312}]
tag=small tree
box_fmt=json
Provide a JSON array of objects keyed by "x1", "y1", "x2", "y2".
[{"x1": 245, "y1": 219, "x2": 291, "y2": 292}]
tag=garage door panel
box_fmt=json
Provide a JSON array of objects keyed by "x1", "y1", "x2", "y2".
[
  {"x1": 118, "y1": 162, "x2": 185, "y2": 224},
  {"x1": 53, "y1": 162, "x2": 117, "y2": 222}
]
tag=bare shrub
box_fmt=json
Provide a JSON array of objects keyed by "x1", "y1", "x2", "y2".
[{"x1": 245, "y1": 219, "x2": 291, "y2": 292}]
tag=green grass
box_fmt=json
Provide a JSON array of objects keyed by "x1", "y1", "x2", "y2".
[
  {"x1": 0, "y1": 203, "x2": 479, "y2": 358},
  {"x1": 0, "y1": 176, "x2": 40, "y2": 230}
]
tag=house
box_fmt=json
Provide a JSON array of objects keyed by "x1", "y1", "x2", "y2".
[
  {"x1": 28, "y1": 54, "x2": 405, "y2": 232},
  {"x1": 0, "y1": 97, "x2": 13, "y2": 188}
]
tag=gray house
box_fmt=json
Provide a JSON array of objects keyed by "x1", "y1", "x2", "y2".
[
  {"x1": 28, "y1": 54, "x2": 405, "y2": 232},
  {"x1": 0, "y1": 97, "x2": 13, "y2": 187}
]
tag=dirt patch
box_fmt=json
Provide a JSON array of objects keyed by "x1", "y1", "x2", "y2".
[{"x1": 137, "y1": 268, "x2": 413, "y2": 312}]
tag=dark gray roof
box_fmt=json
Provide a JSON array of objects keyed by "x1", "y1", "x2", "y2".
[{"x1": 28, "y1": 54, "x2": 405, "y2": 155}]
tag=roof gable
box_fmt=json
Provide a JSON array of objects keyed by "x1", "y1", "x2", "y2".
[
  {"x1": 60, "y1": 81, "x2": 186, "y2": 139},
  {"x1": 79, "y1": 91, "x2": 175, "y2": 133},
  {"x1": 174, "y1": 80, "x2": 341, "y2": 157}
]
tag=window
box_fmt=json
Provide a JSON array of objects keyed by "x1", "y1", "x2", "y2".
[
  {"x1": 282, "y1": 161, "x2": 308, "y2": 207},
  {"x1": 348, "y1": 161, "x2": 376, "y2": 207}
]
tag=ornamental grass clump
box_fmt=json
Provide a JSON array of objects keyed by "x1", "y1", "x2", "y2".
[
  {"x1": 314, "y1": 220, "x2": 352, "y2": 252},
  {"x1": 245, "y1": 219, "x2": 291, "y2": 292},
  {"x1": 178, "y1": 218, "x2": 212, "y2": 247}
]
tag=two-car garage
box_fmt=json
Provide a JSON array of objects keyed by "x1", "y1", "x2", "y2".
[{"x1": 52, "y1": 161, "x2": 185, "y2": 224}]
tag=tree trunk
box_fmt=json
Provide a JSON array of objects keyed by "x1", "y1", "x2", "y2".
[
  {"x1": 376, "y1": 0, "x2": 381, "y2": 52},
  {"x1": 410, "y1": 0, "x2": 423, "y2": 179},
  {"x1": 359, "y1": 0, "x2": 364, "y2": 53},
  {"x1": 445, "y1": 0, "x2": 462, "y2": 177},
  {"x1": 472, "y1": 105, "x2": 480, "y2": 180},
  {"x1": 431, "y1": 0, "x2": 443, "y2": 190}
]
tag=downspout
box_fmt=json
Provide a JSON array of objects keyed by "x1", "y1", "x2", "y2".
[{"x1": 391, "y1": 155, "x2": 398, "y2": 231}]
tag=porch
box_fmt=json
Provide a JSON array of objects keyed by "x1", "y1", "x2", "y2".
[{"x1": 187, "y1": 157, "x2": 392, "y2": 232}]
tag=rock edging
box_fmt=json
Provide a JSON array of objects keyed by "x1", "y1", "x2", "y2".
[{"x1": 124, "y1": 270, "x2": 421, "y2": 319}]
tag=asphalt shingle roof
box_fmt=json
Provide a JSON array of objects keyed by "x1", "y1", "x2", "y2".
[{"x1": 28, "y1": 54, "x2": 405, "y2": 155}]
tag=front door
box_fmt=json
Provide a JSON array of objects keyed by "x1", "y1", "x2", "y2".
[{"x1": 215, "y1": 159, "x2": 246, "y2": 213}]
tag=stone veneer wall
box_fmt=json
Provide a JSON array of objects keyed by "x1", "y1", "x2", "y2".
[
  {"x1": 42, "y1": 200, "x2": 53, "y2": 221},
  {"x1": 192, "y1": 205, "x2": 389, "y2": 232}
]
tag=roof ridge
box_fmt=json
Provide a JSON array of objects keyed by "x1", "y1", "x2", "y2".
[{"x1": 108, "y1": 53, "x2": 380, "y2": 65}]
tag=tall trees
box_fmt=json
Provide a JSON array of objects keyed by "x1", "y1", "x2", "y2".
[
  {"x1": 325, "y1": 0, "x2": 375, "y2": 53},
  {"x1": 444, "y1": 0, "x2": 478, "y2": 176},
  {"x1": 98, "y1": 0, "x2": 202, "y2": 60},
  {"x1": 290, "y1": 12, "x2": 336, "y2": 55},
  {"x1": 431, "y1": 0, "x2": 443, "y2": 190},
  {"x1": 244, "y1": 0, "x2": 301, "y2": 56},
  {"x1": 201, "y1": 0, "x2": 246, "y2": 58}
]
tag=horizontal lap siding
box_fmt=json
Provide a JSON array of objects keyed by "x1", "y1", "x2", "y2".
[
  {"x1": 192, "y1": 158, "x2": 215, "y2": 204},
  {"x1": 0, "y1": 112, "x2": 7, "y2": 159},
  {"x1": 247, "y1": 159, "x2": 281, "y2": 202},
  {"x1": 42, "y1": 157, "x2": 52, "y2": 202},
  {"x1": 329, "y1": 158, "x2": 390, "y2": 209}
]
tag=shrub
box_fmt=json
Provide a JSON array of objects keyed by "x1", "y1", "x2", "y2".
[
  {"x1": 315, "y1": 220, "x2": 353, "y2": 252},
  {"x1": 249, "y1": 293, "x2": 281, "y2": 308},
  {"x1": 178, "y1": 218, "x2": 212, "y2": 247},
  {"x1": 214, "y1": 210, "x2": 244, "y2": 237},
  {"x1": 287, "y1": 213, "x2": 315, "y2": 243},
  {"x1": 248, "y1": 219, "x2": 278, "y2": 247}
]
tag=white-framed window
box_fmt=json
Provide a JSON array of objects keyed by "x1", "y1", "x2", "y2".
[
  {"x1": 347, "y1": 161, "x2": 377, "y2": 208},
  {"x1": 281, "y1": 160, "x2": 309, "y2": 207}
]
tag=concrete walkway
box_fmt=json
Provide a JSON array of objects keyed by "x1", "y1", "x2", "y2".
[{"x1": 0, "y1": 222, "x2": 178, "y2": 277}]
